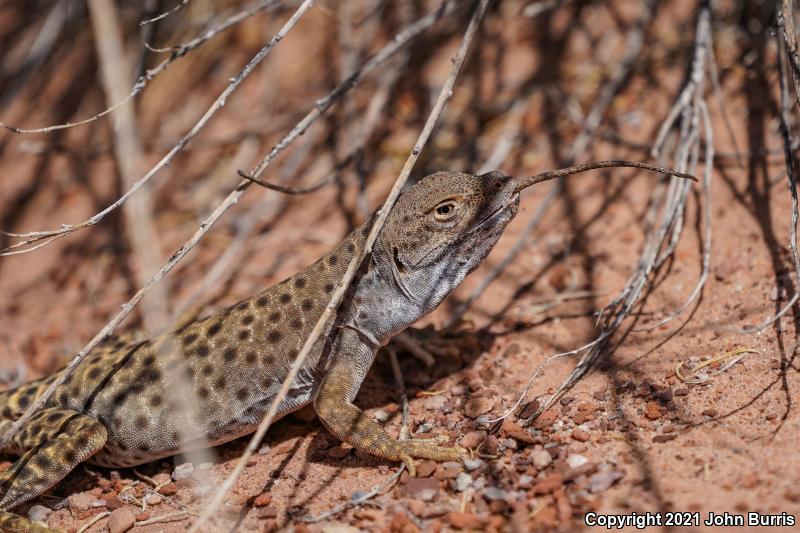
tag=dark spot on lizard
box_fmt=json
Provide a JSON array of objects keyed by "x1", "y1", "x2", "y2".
[
  {"x1": 301, "y1": 299, "x2": 314, "y2": 311},
  {"x1": 291, "y1": 318, "x2": 302, "y2": 329},
  {"x1": 280, "y1": 293, "x2": 292, "y2": 304},
  {"x1": 112, "y1": 417, "x2": 122, "y2": 428},
  {"x1": 267, "y1": 330, "x2": 282, "y2": 343},
  {"x1": 241, "y1": 314, "x2": 254, "y2": 325},
  {"x1": 30, "y1": 425, "x2": 42, "y2": 437},
  {"x1": 347, "y1": 242, "x2": 356, "y2": 253},
  {"x1": 63, "y1": 449, "x2": 76, "y2": 463},
  {"x1": 183, "y1": 333, "x2": 198, "y2": 345},
  {"x1": 140, "y1": 368, "x2": 161, "y2": 383},
  {"x1": 202, "y1": 364, "x2": 214, "y2": 376},
  {"x1": 256, "y1": 295, "x2": 269, "y2": 307},
  {"x1": 18, "y1": 395, "x2": 29, "y2": 408},
  {"x1": 76, "y1": 435, "x2": 88, "y2": 448},
  {"x1": 223, "y1": 347, "x2": 237, "y2": 361},
  {"x1": 135, "y1": 416, "x2": 148, "y2": 430},
  {"x1": 328, "y1": 254, "x2": 338, "y2": 266},
  {"x1": 238, "y1": 330, "x2": 250, "y2": 341},
  {"x1": 207, "y1": 323, "x2": 222, "y2": 337},
  {"x1": 197, "y1": 387, "x2": 210, "y2": 399},
  {"x1": 214, "y1": 376, "x2": 227, "y2": 390},
  {"x1": 294, "y1": 277, "x2": 307, "y2": 289},
  {"x1": 142, "y1": 354, "x2": 156, "y2": 366},
  {"x1": 138, "y1": 443, "x2": 150, "y2": 453},
  {"x1": 150, "y1": 394, "x2": 163, "y2": 407},
  {"x1": 245, "y1": 351, "x2": 257, "y2": 365},
  {"x1": 87, "y1": 367, "x2": 102, "y2": 380},
  {"x1": 34, "y1": 455, "x2": 51, "y2": 469},
  {"x1": 197, "y1": 344, "x2": 210, "y2": 357},
  {"x1": 112, "y1": 391, "x2": 127, "y2": 406},
  {"x1": 262, "y1": 355, "x2": 275, "y2": 366},
  {"x1": 268, "y1": 311, "x2": 281, "y2": 323},
  {"x1": 236, "y1": 388, "x2": 249, "y2": 401},
  {"x1": 236, "y1": 301, "x2": 249, "y2": 311},
  {"x1": 2, "y1": 406, "x2": 11, "y2": 418},
  {"x1": 46, "y1": 412, "x2": 61, "y2": 423},
  {"x1": 324, "y1": 283, "x2": 334, "y2": 293}
]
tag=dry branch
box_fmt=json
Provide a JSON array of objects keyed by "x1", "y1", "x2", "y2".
[
  {"x1": 88, "y1": 0, "x2": 169, "y2": 331},
  {"x1": 188, "y1": 1, "x2": 490, "y2": 529},
  {"x1": 522, "y1": 1, "x2": 716, "y2": 423}
]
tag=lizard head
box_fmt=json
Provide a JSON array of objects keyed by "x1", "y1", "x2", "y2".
[{"x1": 377, "y1": 170, "x2": 519, "y2": 310}]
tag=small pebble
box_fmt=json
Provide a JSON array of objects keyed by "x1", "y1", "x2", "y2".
[
  {"x1": 674, "y1": 387, "x2": 689, "y2": 396},
  {"x1": 571, "y1": 429, "x2": 590, "y2": 442},
  {"x1": 372, "y1": 409, "x2": 389, "y2": 422},
  {"x1": 460, "y1": 430, "x2": 487, "y2": 449},
  {"x1": 533, "y1": 410, "x2": 559, "y2": 430},
  {"x1": 644, "y1": 401, "x2": 662, "y2": 420},
  {"x1": 588, "y1": 470, "x2": 625, "y2": 493},
  {"x1": 107, "y1": 507, "x2": 136, "y2": 533},
  {"x1": 448, "y1": 511, "x2": 484, "y2": 530},
  {"x1": 702, "y1": 408, "x2": 719, "y2": 417},
  {"x1": 172, "y1": 462, "x2": 194, "y2": 481},
  {"x1": 464, "y1": 397, "x2": 494, "y2": 418},
  {"x1": 530, "y1": 449, "x2": 553, "y2": 470},
  {"x1": 454, "y1": 472, "x2": 472, "y2": 492},
  {"x1": 28, "y1": 505, "x2": 51, "y2": 523},
  {"x1": 404, "y1": 478, "x2": 439, "y2": 501},
  {"x1": 258, "y1": 445, "x2": 271, "y2": 455},
  {"x1": 566, "y1": 454, "x2": 588, "y2": 469},
  {"x1": 482, "y1": 487, "x2": 511, "y2": 501},
  {"x1": 144, "y1": 493, "x2": 162, "y2": 506},
  {"x1": 158, "y1": 482, "x2": 178, "y2": 496},
  {"x1": 90, "y1": 499, "x2": 107, "y2": 508},
  {"x1": 463, "y1": 458, "x2": 484, "y2": 471},
  {"x1": 253, "y1": 493, "x2": 272, "y2": 507},
  {"x1": 67, "y1": 492, "x2": 95, "y2": 512}
]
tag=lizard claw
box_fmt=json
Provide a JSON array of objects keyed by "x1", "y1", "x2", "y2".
[{"x1": 400, "y1": 453, "x2": 417, "y2": 477}]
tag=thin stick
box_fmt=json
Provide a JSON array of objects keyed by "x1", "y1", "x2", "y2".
[
  {"x1": 0, "y1": 0, "x2": 280, "y2": 135},
  {"x1": 0, "y1": 0, "x2": 316, "y2": 451},
  {"x1": 140, "y1": 0, "x2": 191, "y2": 26},
  {"x1": 135, "y1": 511, "x2": 193, "y2": 526},
  {"x1": 89, "y1": 0, "x2": 169, "y2": 332},
  {"x1": 514, "y1": 160, "x2": 696, "y2": 192},
  {"x1": 188, "y1": 2, "x2": 489, "y2": 529},
  {"x1": 76, "y1": 511, "x2": 111, "y2": 533},
  {"x1": 0, "y1": 0, "x2": 298, "y2": 257}
]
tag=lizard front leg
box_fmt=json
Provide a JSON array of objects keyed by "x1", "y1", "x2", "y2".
[
  {"x1": 313, "y1": 334, "x2": 464, "y2": 476},
  {"x1": 0, "y1": 408, "x2": 107, "y2": 533}
]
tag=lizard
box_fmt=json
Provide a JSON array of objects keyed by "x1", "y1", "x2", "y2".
[{"x1": 0, "y1": 169, "x2": 519, "y2": 533}]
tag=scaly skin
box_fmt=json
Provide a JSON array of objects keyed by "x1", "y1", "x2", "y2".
[{"x1": 0, "y1": 170, "x2": 519, "y2": 532}]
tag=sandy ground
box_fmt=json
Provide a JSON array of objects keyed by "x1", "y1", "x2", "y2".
[{"x1": 2, "y1": 0, "x2": 800, "y2": 531}]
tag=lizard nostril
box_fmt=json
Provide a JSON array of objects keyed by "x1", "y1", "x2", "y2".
[{"x1": 493, "y1": 181, "x2": 503, "y2": 190}]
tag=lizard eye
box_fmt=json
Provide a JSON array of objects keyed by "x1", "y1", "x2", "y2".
[{"x1": 434, "y1": 202, "x2": 457, "y2": 221}]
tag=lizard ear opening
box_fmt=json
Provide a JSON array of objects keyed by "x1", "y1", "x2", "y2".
[{"x1": 393, "y1": 247, "x2": 406, "y2": 274}]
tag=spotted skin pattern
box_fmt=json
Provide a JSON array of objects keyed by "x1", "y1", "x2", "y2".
[{"x1": 0, "y1": 171, "x2": 519, "y2": 532}]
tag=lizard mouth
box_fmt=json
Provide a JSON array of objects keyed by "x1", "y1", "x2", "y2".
[{"x1": 473, "y1": 192, "x2": 519, "y2": 232}]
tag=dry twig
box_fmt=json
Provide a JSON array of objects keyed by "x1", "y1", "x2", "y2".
[{"x1": 521, "y1": 1, "x2": 716, "y2": 422}]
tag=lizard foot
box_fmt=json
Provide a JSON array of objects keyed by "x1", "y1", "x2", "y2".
[
  {"x1": 395, "y1": 438, "x2": 466, "y2": 477},
  {"x1": 0, "y1": 510, "x2": 64, "y2": 533}
]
